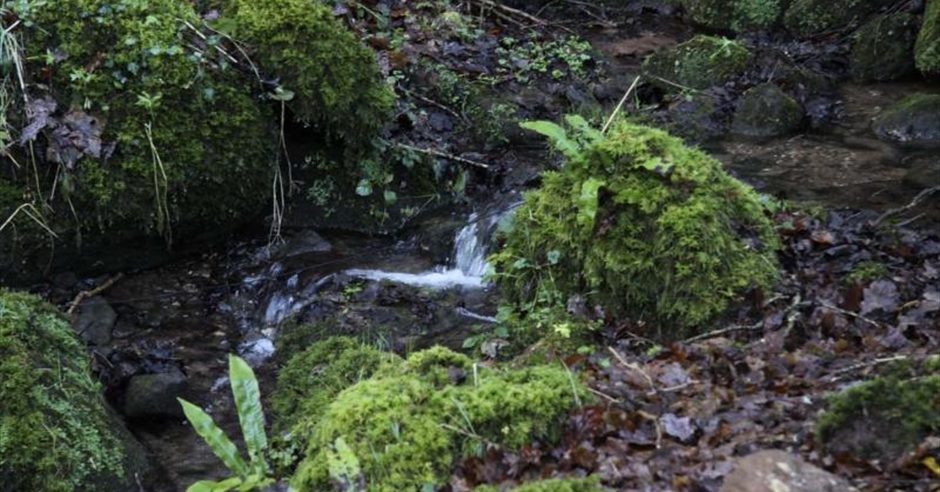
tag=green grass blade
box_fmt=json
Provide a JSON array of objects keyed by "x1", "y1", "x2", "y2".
[
  {"x1": 178, "y1": 398, "x2": 250, "y2": 478},
  {"x1": 228, "y1": 355, "x2": 269, "y2": 475}
]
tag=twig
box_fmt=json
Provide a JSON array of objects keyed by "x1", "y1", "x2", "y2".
[
  {"x1": 652, "y1": 76, "x2": 699, "y2": 93},
  {"x1": 817, "y1": 300, "x2": 882, "y2": 328},
  {"x1": 872, "y1": 186, "x2": 940, "y2": 227},
  {"x1": 602, "y1": 75, "x2": 641, "y2": 135},
  {"x1": 825, "y1": 355, "x2": 908, "y2": 381},
  {"x1": 608, "y1": 346, "x2": 657, "y2": 395},
  {"x1": 396, "y1": 143, "x2": 491, "y2": 170},
  {"x1": 638, "y1": 410, "x2": 663, "y2": 449},
  {"x1": 399, "y1": 88, "x2": 465, "y2": 122},
  {"x1": 67, "y1": 273, "x2": 125, "y2": 316},
  {"x1": 683, "y1": 320, "x2": 763, "y2": 344},
  {"x1": 587, "y1": 386, "x2": 620, "y2": 404},
  {"x1": 476, "y1": 0, "x2": 549, "y2": 26}
]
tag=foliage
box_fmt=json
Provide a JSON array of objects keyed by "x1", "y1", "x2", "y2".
[
  {"x1": 492, "y1": 118, "x2": 779, "y2": 340},
  {"x1": 641, "y1": 35, "x2": 752, "y2": 90},
  {"x1": 916, "y1": 0, "x2": 940, "y2": 75},
  {"x1": 178, "y1": 355, "x2": 275, "y2": 492},
  {"x1": 0, "y1": 290, "x2": 129, "y2": 492},
  {"x1": 683, "y1": 0, "x2": 784, "y2": 32},
  {"x1": 493, "y1": 33, "x2": 595, "y2": 84},
  {"x1": 472, "y1": 477, "x2": 606, "y2": 492},
  {"x1": 783, "y1": 0, "x2": 895, "y2": 37},
  {"x1": 289, "y1": 347, "x2": 587, "y2": 491}
]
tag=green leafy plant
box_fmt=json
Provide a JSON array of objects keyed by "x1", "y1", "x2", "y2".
[{"x1": 178, "y1": 355, "x2": 275, "y2": 492}]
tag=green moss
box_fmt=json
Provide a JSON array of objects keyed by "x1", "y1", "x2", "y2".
[
  {"x1": 492, "y1": 120, "x2": 779, "y2": 340},
  {"x1": 0, "y1": 290, "x2": 131, "y2": 491},
  {"x1": 472, "y1": 478, "x2": 606, "y2": 492},
  {"x1": 222, "y1": 0, "x2": 393, "y2": 149},
  {"x1": 684, "y1": 0, "x2": 785, "y2": 32},
  {"x1": 850, "y1": 13, "x2": 918, "y2": 81},
  {"x1": 916, "y1": 0, "x2": 940, "y2": 75},
  {"x1": 289, "y1": 348, "x2": 587, "y2": 491},
  {"x1": 844, "y1": 261, "x2": 889, "y2": 285},
  {"x1": 816, "y1": 373, "x2": 940, "y2": 461},
  {"x1": 272, "y1": 337, "x2": 401, "y2": 435},
  {"x1": 783, "y1": 0, "x2": 894, "y2": 37},
  {"x1": 642, "y1": 35, "x2": 752, "y2": 90}
]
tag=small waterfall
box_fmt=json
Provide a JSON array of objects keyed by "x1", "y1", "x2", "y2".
[{"x1": 453, "y1": 214, "x2": 487, "y2": 277}]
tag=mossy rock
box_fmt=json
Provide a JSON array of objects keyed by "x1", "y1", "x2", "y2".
[
  {"x1": 683, "y1": 0, "x2": 787, "y2": 32},
  {"x1": 289, "y1": 348, "x2": 587, "y2": 491},
  {"x1": 0, "y1": 290, "x2": 148, "y2": 492},
  {"x1": 850, "y1": 13, "x2": 919, "y2": 81},
  {"x1": 872, "y1": 93, "x2": 940, "y2": 148},
  {"x1": 916, "y1": 0, "x2": 940, "y2": 75},
  {"x1": 642, "y1": 35, "x2": 753, "y2": 90},
  {"x1": 731, "y1": 83, "x2": 804, "y2": 138},
  {"x1": 783, "y1": 0, "x2": 894, "y2": 37},
  {"x1": 272, "y1": 337, "x2": 401, "y2": 435},
  {"x1": 472, "y1": 478, "x2": 607, "y2": 492},
  {"x1": 816, "y1": 371, "x2": 940, "y2": 462},
  {"x1": 492, "y1": 120, "x2": 780, "y2": 340}
]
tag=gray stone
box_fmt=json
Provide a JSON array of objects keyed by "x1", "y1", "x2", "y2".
[
  {"x1": 732, "y1": 83, "x2": 804, "y2": 138},
  {"x1": 72, "y1": 295, "x2": 117, "y2": 346},
  {"x1": 720, "y1": 450, "x2": 858, "y2": 492},
  {"x1": 873, "y1": 94, "x2": 940, "y2": 148},
  {"x1": 123, "y1": 368, "x2": 188, "y2": 420}
]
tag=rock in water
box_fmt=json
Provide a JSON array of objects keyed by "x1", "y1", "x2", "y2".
[
  {"x1": 72, "y1": 295, "x2": 117, "y2": 346},
  {"x1": 732, "y1": 83, "x2": 804, "y2": 138},
  {"x1": 123, "y1": 368, "x2": 189, "y2": 420},
  {"x1": 872, "y1": 94, "x2": 940, "y2": 148},
  {"x1": 720, "y1": 450, "x2": 858, "y2": 492}
]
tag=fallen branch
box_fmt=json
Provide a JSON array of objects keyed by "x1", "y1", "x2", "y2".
[
  {"x1": 872, "y1": 185, "x2": 940, "y2": 227},
  {"x1": 608, "y1": 346, "x2": 657, "y2": 396},
  {"x1": 67, "y1": 273, "x2": 124, "y2": 316},
  {"x1": 475, "y1": 0, "x2": 549, "y2": 26},
  {"x1": 817, "y1": 300, "x2": 882, "y2": 329},
  {"x1": 825, "y1": 355, "x2": 909, "y2": 381},
  {"x1": 396, "y1": 143, "x2": 491, "y2": 170}
]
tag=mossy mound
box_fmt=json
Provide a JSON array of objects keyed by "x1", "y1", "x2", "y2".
[
  {"x1": 872, "y1": 93, "x2": 940, "y2": 148},
  {"x1": 849, "y1": 13, "x2": 919, "y2": 81},
  {"x1": 0, "y1": 290, "x2": 147, "y2": 492},
  {"x1": 916, "y1": 0, "x2": 940, "y2": 75},
  {"x1": 272, "y1": 336, "x2": 401, "y2": 435},
  {"x1": 816, "y1": 367, "x2": 940, "y2": 462},
  {"x1": 289, "y1": 347, "x2": 586, "y2": 491},
  {"x1": 472, "y1": 478, "x2": 606, "y2": 492},
  {"x1": 683, "y1": 0, "x2": 785, "y2": 32},
  {"x1": 731, "y1": 83, "x2": 804, "y2": 138},
  {"x1": 492, "y1": 119, "x2": 780, "y2": 339},
  {"x1": 220, "y1": 0, "x2": 393, "y2": 149},
  {"x1": 783, "y1": 0, "x2": 894, "y2": 37},
  {"x1": 642, "y1": 35, "x2": 752, "y2": 90}
]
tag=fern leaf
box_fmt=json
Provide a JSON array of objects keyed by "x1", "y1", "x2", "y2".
[
  {"x1": 228, "y1": 355, "x2": 270, "y2": 476},
  {"x1": 577, "y1": 178, "x2": 605, "y2": 230},
  {"x1": 178, "y1": 398, "x2": 250, "y2": 478},
  {"x1": 519, "y1": 120, "x2": 580, "y2": 159}
]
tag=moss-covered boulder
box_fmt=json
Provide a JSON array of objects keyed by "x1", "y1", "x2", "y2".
[
  {"x1": 872, "y1": 94, "x2": 940, "y2": 148},
  {"x1": 731, "y1": 83, "x2": 804, "y2": 138},
  {"x1": 289, "y1": 347, "x2": 586, "y2": 491},
  {"x1": 642, "y1": 35, "x2": 753, "y2": 91},
  {"x1": 473, "y1": 478, "x2": 607, "y2": 492},
  {"x1": 849, "y1": 13, "x2": 919, "y2": 81},
  {"x1": 816, "y1": 367, "x2": 940, "y2": 462},
  {"x1": 0, "y1": 290, "x2": 148, "y2": 492},
  {"x1": 493, "y1": 119, "x2": 779, "y2": 339},
  {"x1": 783, "y1": 0, "x2": 894, "y2": 37},
  {"x1": 916, "y1": 0, "x2": 940, "y2": 75},
  {"x1": 683, "y1": 0, "x2": 787, "y2": 32},
  {"x1": 272, "y1": 337, "x2": 401, "y2": 434}
]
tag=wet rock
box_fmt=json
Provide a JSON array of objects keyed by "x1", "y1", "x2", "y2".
[
  {"x1": 850, "y1": 13, "x2": 918, "y2": 81},
  {"x1": 720, "y1": 450, "x2": 858, "y2": 492},
  {"x1": 642, "y1": 35, "x2": 752, "y2": 91},
  {"x1": 916, "y1": 0, "x2": 940, "y2": 75},
  {"x1": 903, "y1": 154, "x2": 940, "y2": 189},
  {"x1": 872, "y1": 94, "x2": 940, "y2": 148},
  {"x1": 72, "y1": 295, "x2": 117, "y2": 346},
  {"x1": 123, "y1": 368, "x2": 188, "y2": 420},
  {"x1": 265, "y1": 230, "x2": 332, "y2": 259},
  {"x1": 666, "y1": 93, "x2": 727, "y2": 143},
  {"x1": 784, "y1": 0, "x2": 895, "y2": 37},
  {"x1": 732, "y1": 83, "x2": 804, "y2": 138}
]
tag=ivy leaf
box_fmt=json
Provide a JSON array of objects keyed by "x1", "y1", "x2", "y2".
[
  {"x1": 355, "y1": 179, "x2": 373, "y2": 197},
  {"x1": 383, "y1": 190, "x2": 397, "y2": 205},
  {"x1": 577, "y1": 178, "x2": 605, "y2": 230}
]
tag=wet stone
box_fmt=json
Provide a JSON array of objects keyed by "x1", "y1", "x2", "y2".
[
  {"x1": 719, "y1": 450, "x2": 859, "y2": 492},
  {"x1": 72, "y1": 295, "x2": 117, "y2": 346},
  {"x1": 872, "y1": 94, "x2": 940, "y2": 148},
  {"x1": 731, "y1": 83, "x2": 804, "y2": 138},
  {"x1": 123, "y1": 368, "x2": 189, "y2": 420}
]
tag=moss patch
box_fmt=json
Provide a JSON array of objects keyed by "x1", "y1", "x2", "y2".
[
  {"x1": 492, "y1": 120, "x2": 780, "y2": 340},
  {"x1": 472, "y1": 477, "x2": 606, "y2": 492},
  {"x1": 683, "y1": 0, "x2": 785, "y2": 32},
  {"x1": 850, "y1": 13, "x2": 918, "y2": 81},
  {"x1": 642, "y1": 35, "x2": 752, "y2": 90},
  {"x1": 783, "y1": 0, "x2": 894, "y2": 37},
  {"x1": 289, "y1": 347, "x2": 587, "y2": 491},
  {"x1": 0, "y1": 290, "x2": 139, "y2": 491},
  {"x1": 916, "y1": 0, "x2": 940, "y2": 75}
]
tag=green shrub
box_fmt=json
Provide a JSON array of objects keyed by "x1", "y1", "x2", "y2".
[
  {"x1": 916, "y1": 0, "x2": 940, "y2": 75},
  {"x1": 289, "y1": 348, "x2": 587, "y2": 492},
  {"x1": 642, "y1": 35, "x2": 752, "y2": 90},
  {"x1": 492, "y1": 117, "x2": 779, "y2": 340},
  {"x1": 0, "y1": 290, "x2": 135, "y2": 491}
]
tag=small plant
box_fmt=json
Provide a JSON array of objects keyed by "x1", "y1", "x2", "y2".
[{"x1": 178, "y1": 355, "x2": 275, "y2": 492}]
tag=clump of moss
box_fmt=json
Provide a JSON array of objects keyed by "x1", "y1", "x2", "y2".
[
  {"x1": 289, "y1": 347, "x2": 586, "y2": 491},
  {"x1": 850, "y1": 13, "x2": 918, "y2": 81},
  {"x1": 0, "y1": 290, "x2": 140, "y2": 491},
  {"x1": 221, "y1": 0, "x2": 393, "y2": 149},
  {"x1": 783, "y1": 0, "x2": 894, "y2": 37},
  {"x1": 272, "y1": 337, "x2": 401, "y2": 435},
  {"x1": 683, "y1": 0, "x2": 784, "y2": 32},
  {"x1": 472, "y1": 477, "x2": 606, "y2": 492},
  {"x1": 916, "y1": 0, "x2": 940, "y2": 75},
  {"x1": 642, "y1": 35, "x2": 752, "y2": 90},
  {"x1": 816, "y1": 367, "x2": 940, "y2": 462},
  {"x1": 844, "y1": 260, "x2": 889, "y2": 285},
  {"x1": 492, "y1": 119, "x2": 779, "y2": 340}
]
